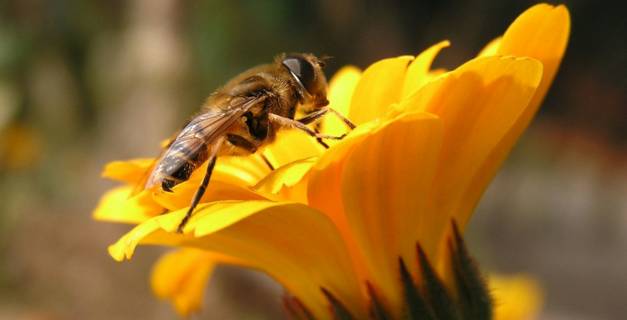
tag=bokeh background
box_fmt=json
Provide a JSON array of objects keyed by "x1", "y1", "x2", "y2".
[{"x1": 0, "y1": 0, "x2": 625, "y2": 319}]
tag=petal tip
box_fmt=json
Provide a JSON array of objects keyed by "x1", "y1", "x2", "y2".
[{"x1": 108, "y1": 244, "x2": 129, "y2": 262}]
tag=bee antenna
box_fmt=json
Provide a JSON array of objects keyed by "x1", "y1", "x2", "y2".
[{"x1": 319, "y1": 55, "x2": 333, "y2": 67}]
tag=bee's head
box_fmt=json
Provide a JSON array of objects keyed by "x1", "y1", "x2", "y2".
[{"x1": 281, "y1": 53, "x2": 329, "y2": 109}]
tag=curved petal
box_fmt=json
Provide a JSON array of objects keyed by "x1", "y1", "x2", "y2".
[
  {"x1": 212, "y1": 154, "x2": 273, "y2": 186},
  {"x1": 109, "y1": 201, "x2": 367, "y2": 319},
  {"x1": 339, "y1": 112, "x2": 443, "y2": 315},
  {"x1": 102, "y1": 158, "x2": 153, "y2": 185},
  {"x1": 497, "y1": 4, "x2": 570, "y2": 112},
  {"x1": 307, "y1": 119, "x2": 384, "y2": 285},
  {"x1": 261, "y1": 129, "x2": 324, "y2": 169},
  {"x1": 149, "y1": 155, "x2": 271, "y2": 211},
  {"x1": 253, "y1": 157, "x2": 316, "y2": 203},
  {"x1": 322, "y1": 66, "x2": 362, "y2": 137},
  {"x1": 454, "y1": 6, "x2": 571, "y2": 229},
  {"x1": 153, "y1": 180, "x2": 266, "y2": 212},
  {"x1": 151, "y1": 249, "x2": 219, "y2": 316},
  {"x1": 400, "y1": 56, "x2": 543, "y2": 261},
  {"x1": 402, "y1": 41, "x2": 450, "y2": 99},
  {"x1": 477, "y1": 37, "x2": 502, "y2": 57},
  {"x1": 348, "y1": 55, "x2": 413, "y2": 125},
  {"x1": 103, "y1": 153, "x2": 270, "y2": 188},
  {"x1": 93, "y1": 186, "x2": 163, "y2": 223}
]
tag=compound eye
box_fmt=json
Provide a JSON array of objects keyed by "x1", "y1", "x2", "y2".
[{"x1": 282, "y1": 56, "x2": 316, "y2": 94}]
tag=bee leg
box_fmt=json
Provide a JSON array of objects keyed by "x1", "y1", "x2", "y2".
[
  {"x1": 327, "y1": 107, "x2": 356, "y2": 129},
  {"x1": 268, "y1": 114, "x2": 347, "y2": 140},
  {"x1": 296, "y1": 107, "x2": 356, "y2": 130},
  {"x1": 176, "y1": 155, "x2": 217, "y2": 233},
  {"x1": 226, "y1": 133, "x2": 275, "y2": 170},
  {"x1": 296, "y1": 109, "x2": 331, "y2": 148},
  {"x1": 261, "y1": 154, "x2": 275, "y2": 170},
  {"x1": 226, "y1": 133, "x2": 258, "y2": 153},
  {"x1": 313, "y1": 126, "x2": 330, "y2": 149},
  {"x1": 296, "y1": 107, "x2": 329, "y2": 125}
]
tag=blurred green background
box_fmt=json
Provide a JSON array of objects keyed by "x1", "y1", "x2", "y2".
[{"x1": 0, "y1": 0, "x2": 624, "y2": 319}]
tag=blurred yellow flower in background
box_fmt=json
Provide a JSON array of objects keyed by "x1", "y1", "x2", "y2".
[
  {"x1": 94, "y1": 3, "x2": 569, "y2": 318},
  {"x1": 490, "y1": 275, "x2": 543, "y2": 320},
  {"x1": 0, "y1": 123, "x2": 42, "y2": 171}
]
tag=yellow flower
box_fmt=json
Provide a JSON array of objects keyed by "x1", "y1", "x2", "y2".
[
  {"x1": 490, "y1": 274, "x2": 543, "y2": 320},
  {"x1": 94, "y1": 4, "x2": 569, "y2": 318}
]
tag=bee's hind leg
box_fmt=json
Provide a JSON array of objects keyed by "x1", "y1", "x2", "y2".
[
  {"x1": 177, "y1": 155, "x2": 216, "y2": 233},
  {"x1": 226, "y1": 133, "x2": 258, "y2": 153},
  {"x1": 226, "y1": 133, "x2": 275, "y2": 171}
]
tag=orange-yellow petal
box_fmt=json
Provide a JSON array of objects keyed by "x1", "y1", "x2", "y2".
[
  {"x1": 148, "y1": 154, "x2": 272, "y2": 211},
  {"x1": 152, "y1": 179, "x2": 266, "y2": 211},
  {"x1": 339, "y1": 112, "x2": 443, "y2": 315},
  {"x1": 348, "y1": 55, "x2": 413, "y2": 125},
  {"x1": 102, "y1": 158, "x2": 154, "y2": 185},
  {"x1": 93, "y1": 186, "x2": 163, "y2": 224},
  {"x1": 452, "y1": 6, "x2": 571, "y2": 230},
  {"x1": 212, "y1": 154, "x2": 273, "y2": 186},
  {"x1": 306, "y1": 119, "x2": 384, "y2": 285},
  {"x1": 253, "y1": 157, "x2": 316, "y2": 203},
  {"x1": 490, "y1": 274, "x2": 543, "y2": 320},
  {"x1": 322, "y1": 66, "x2": 362, "y2": 137},
  {"x1": 109, "y1": 200, "x2": 366, "y2": 319},
  {"x1": 103, "y1": 152, "x2": 270, "y2": 191},
  {"x1": 477, "y1": 37, "x2": 502, "y2": 58},
  {"x1": 261, "y1": 129, "x2": 324, "y2": 169},
  {"x1": 402, "y1": 40, "x2": 450, "y2": 99},
  {"x1": 497, "y1": 4, "x2": 570, "y2": 112},
  {"x1": 398, "y1": 56, "x2": 542, "y2": 269},
  {"x1": 151, "y1": 249, "x2": 217, "y2": 316}
]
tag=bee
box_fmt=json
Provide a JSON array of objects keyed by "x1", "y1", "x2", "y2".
[{"x1": 144, "y1": 53, "x2": 355, "y2": 232}]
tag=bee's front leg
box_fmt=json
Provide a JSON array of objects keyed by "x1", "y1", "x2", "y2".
[
  {"x1": 296, "y1": 107, "x2": 356, "y2": 129},
  {"x1": 296, "y1": 107, "x2": 329, "y2": 125},
  {"x1": 268, "y1": 114, "x2": 347, "y2": 141}
]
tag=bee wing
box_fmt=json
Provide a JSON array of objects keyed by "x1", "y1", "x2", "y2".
[
  {"x1": 128, "y1": 125, "x2": 191, "y2": 196},
  {"x1": 145, "y1": 97, "x2": 263, "y2": 190}
]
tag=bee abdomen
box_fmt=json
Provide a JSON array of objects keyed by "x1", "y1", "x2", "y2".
[{"x1": 161, "y1": 146, "x2": 209, "y2": 192}]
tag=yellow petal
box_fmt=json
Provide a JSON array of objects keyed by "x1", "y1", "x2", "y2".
[
  {"x1": 101, "y1": 158, "x2": 154, "y2": 185},
  {"x1": 93, "y1": 186, "x2": 163, "y2": 223},
  {"x1": 103, "y1": 151, "x2": 270, "y2": 191},
  {"x1": 453, "y1": 7, "x2": 570, "y2": 229},
  {"x1": 497, "y1": 4, "x2": 570, "y2": 112},
  {"x1": 402, "y1": 40, "x2": 450, "y2": 99},
  {"x1": 477, "y1": 37, "x2": 502, "y2": 57},
  {"x1": 306, "y1": 119, "x2": 384, "y2": 285},
  {"x1": 152, "y1": 180, "x2": 266, "y2": 212},
  {"x1": 109, "y1": 200, "x2": 367, "y2": 319},
  {"x1": 149, "y1": 154, "x2": 272, "y2": 211},
  {"x1": 212, "y1": 154, "x2": 273, "y2": 186},
  {"x1": 261, "y1": 129, "x2": 324, "y2": 169},
  {"x1": 339, "y1": 112, "x2": 443, "y2": 315},
  {"x1": 490, "y1": 274, "x2": 543, "y2": 320},
  {"x1": 151, "y1": 249, "x2": 217, "y2": 316},
  {"x1": 348, "y1": 55, "x2": 413, "y2": 125},
  {"x1": 402, "y1": 56, "x2": 542, "y2": 246},
  {"x1": 322, "y1": 66, "x2": 362, "y2": 137},
  {"x1": 253, "y1": 157, "x2": 316, "y2": 203}
]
